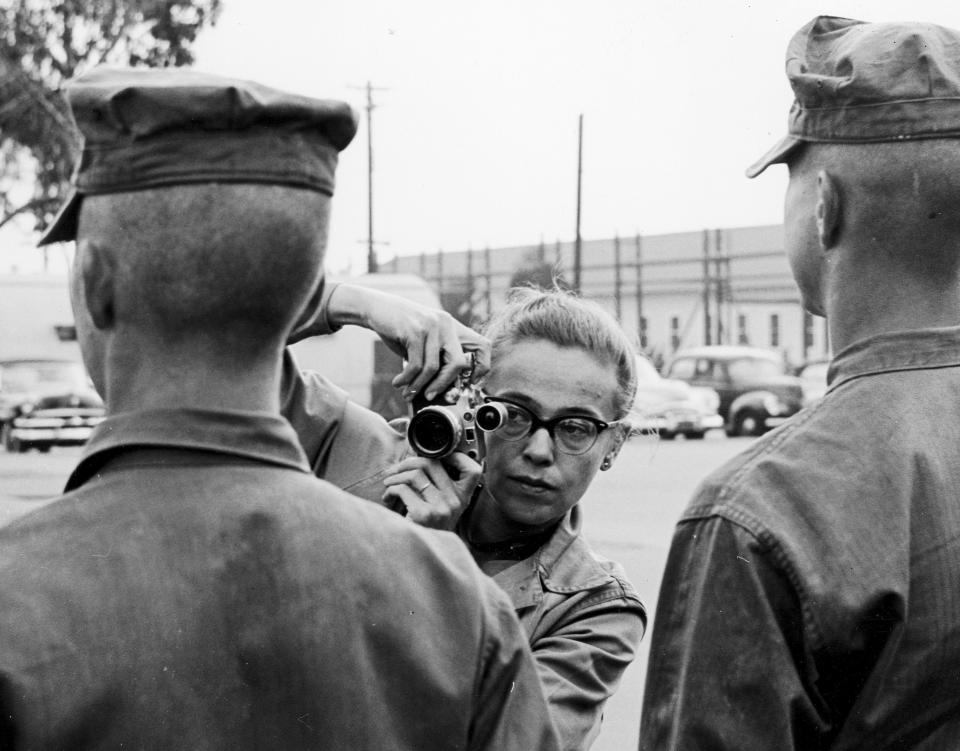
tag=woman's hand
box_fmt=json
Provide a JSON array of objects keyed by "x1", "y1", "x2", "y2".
[
  {"x1": 292, "y1": 282, "x2": 490, "y2": 402},
  {"x1": 382, "y1": 453, "x2": 482, "y2": 530}
]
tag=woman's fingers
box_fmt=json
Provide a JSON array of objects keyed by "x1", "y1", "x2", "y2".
[{"x1": 382, "y1": 456, "x2": 476, "y2": 530}]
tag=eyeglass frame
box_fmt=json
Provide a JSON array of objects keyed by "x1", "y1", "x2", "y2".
[{"x1": 481, "y1": 394, "x2": 623, "y2": 455}]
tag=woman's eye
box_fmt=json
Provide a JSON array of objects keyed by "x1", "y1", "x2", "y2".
[
  {"x1": 558, "y1": 419, "x2": 592, "y2": 438},
  {"x1": 505, "y1": 405, "x2": 528, "y2": 423}
]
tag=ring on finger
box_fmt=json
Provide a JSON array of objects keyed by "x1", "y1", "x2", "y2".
[{"x1": 416, "y1": 482, "x2": 431, "y2": 493}]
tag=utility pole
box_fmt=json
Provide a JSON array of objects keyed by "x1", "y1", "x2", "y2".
[
  {"x1": 574, "y1": 113, "x2": 583, "y2": 293},
  {"x1": 365, "y1": 82, "x2": 376, "y2": 272},
  {"x1": 350, "y1": 81, "x2": 388, "y2": 273}
]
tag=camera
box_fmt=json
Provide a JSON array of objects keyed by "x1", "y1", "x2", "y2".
[{"x1": 406, "y1": 359, "x2": 508, "y2": 461}]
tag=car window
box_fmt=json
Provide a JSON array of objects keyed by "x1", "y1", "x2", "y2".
[
  {"x1": 693, "y1": 359, "x2": 714, "y2": 378},
  {"x1": 668, "y1": 358, "x2": 695, "y2": 380},
  {"x1": 727, "y1": 357, "x2": 783, "y2": 381}
]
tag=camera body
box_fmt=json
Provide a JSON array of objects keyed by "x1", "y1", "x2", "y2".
[{"x1": 407, "y1": 372, "x2": 508, "y2": 462}]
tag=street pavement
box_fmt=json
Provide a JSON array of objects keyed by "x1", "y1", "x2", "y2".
[{"x1": 0, "y1": 432, "x2": 754, "y2": 750}]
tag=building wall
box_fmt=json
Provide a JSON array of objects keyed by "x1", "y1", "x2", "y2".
[
  {"x1": 385, "y1": 224, "x2": 830, "y2": 367},
  {"x1": 0, "y1": 274, "x2": 81, "y2": 362}
]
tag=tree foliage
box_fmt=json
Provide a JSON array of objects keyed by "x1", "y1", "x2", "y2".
[{"x1": 0, "y1": 0, "x2": 221, "y2": 235}]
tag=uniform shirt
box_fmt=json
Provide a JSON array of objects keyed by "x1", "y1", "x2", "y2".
[
  {"x1": 640, "y1": 326, "x2": 960, "y2": 750},
  {"x1": 465, "y1": 505, "x2": 646, "y2": 751},
  {"x1": 0, "y1": 407, "x2": 559, "y2": 751}
]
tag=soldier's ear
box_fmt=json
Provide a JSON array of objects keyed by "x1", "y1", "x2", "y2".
[
  {"x1": 816, "y1": 170, "x2": 842, "y2": 250},
  {"x1": 77, "y1": 239, "x2": 116, "y2": 331}
]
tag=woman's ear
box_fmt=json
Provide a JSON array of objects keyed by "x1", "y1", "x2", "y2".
[
  {"x1": 78, "y1": 239, "x2": 116, "y2": 331},
  {"x1": 600, "y1": 425, "x2": 629, "y2": 471}
]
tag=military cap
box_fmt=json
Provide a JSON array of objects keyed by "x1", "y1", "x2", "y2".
[
  {"x1": 39, "y1": 67, "x2": 358, "y2": 245},
  {"x1": 748, "y1": 16, "x2": 960, "y2": 177}
]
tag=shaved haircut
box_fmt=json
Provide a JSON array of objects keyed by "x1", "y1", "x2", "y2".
[{"x1": 78, "y1": 184, "x2": 331, "y2": 352}]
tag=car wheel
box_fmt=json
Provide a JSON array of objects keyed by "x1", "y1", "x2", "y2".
[
  {"x1": 684, "y1": 431, "x2": 706, "y2": 440},
  {"x1": 36, "y1": 444, "x2": 52, "y2": 454},
  {"x1": 1, "y1": 423, "x2": 21, "y2": 453},
  {"x1": 658, "y1": 430, "x2": 676, "y2": 440},
  {"x1": 734, "y1": 411, "x2": 765, "y2": 437}
]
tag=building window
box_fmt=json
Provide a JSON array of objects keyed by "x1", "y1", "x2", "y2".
[
  {"x1": 670, "y1": 316, "x2": 680, "y2": 352},
  {"x1": 770, "y1": 313, "x2": 780, "y2": 348},
  {"x1": 639, "y1": 316, "x2": 648, "y2": 349},
  {"x1": 737, "y1": 314, "x2": 749, "y2": 345}
]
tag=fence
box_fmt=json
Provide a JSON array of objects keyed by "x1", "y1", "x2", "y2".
[{"x1": 385, "y1": 224, "x2": 828, "y2": 366}]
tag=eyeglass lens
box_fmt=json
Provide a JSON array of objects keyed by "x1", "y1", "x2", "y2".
[{"x1": 498, "y1": 401, "x2": 600, "y2": 454}]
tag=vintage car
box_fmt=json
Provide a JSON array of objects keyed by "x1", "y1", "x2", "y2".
[
  {"x1": 0, "y1": 359, "x2": 105, "y2": 453},
  {"x1": 663, "y1": 346, "x2": 805, "y2": 437},
  {"x1": 632, "y1": 356, "x2": 723, "y2": 439},
  {"x1": 795, "y1": 358, "x2": 830, "y2": 407}
]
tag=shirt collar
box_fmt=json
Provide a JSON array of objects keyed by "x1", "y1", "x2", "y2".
[
  {"x1": 65, "y1": 407, "x2": 310, "y2": 491},
  {"x1": 827, "y1": 325, "x2": 960, "y2": 393},
  {"x1": 537, "y1": 505, "x2": 614, "y2": 593},
  {"x1": 487, "y1": 505, "x2": 614, "y2": 610}
]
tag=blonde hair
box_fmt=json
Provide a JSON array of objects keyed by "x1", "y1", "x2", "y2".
[{"x1": 482, "y1": 287, "x2": 638, "y2": 419}]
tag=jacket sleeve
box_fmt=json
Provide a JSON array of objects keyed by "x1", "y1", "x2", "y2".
[
  {"x1": 470, "y1": 580, "x2": 561, "y2": 751},
  {"x1": 639, "y1": 515, "x2": 827, "y2": 750},
  {"x1": 532, "y1": 587, "x2": 646, "y2": 750},
  {"x1": 279, "y1": 348, "x2": 408, "y2": 504}
]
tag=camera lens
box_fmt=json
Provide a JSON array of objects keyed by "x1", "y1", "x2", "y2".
[
  {"x1": 476, "y1": 402, "x2": 507, "y2": 432},
  {"x1": 408, "y1": 407, "x2": 461, "y2": 458}
]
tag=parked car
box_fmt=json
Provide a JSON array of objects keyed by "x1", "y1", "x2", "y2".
[
  {"x1": 663, "y1": 346, "x2": 804, "y2": 437},
  {"x1": 795, "y1": 358, "x2": 830, "y2": 406},
  {"x1": 632, "y1": 356, "x2": 724, "y2": 439},
  {"x1": 0, "y1": 359, "x2": 105, "y2": 453}
]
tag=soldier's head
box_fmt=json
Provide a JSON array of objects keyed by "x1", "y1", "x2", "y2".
[
  {"x1": 748, "y1": 16, "x2": 960, "y2": 316},
  {"x1": 40, "y1": 68, "x2": 357, "y2": 396}
]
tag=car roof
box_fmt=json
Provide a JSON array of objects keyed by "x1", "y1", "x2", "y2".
[{"x1": 669, "y1": 346, "x2": 781, "y2": 362}]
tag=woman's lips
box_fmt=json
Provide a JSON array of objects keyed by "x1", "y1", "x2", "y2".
[{"x1": 509, "y1": 474, "x2": 555, "y2": 492}]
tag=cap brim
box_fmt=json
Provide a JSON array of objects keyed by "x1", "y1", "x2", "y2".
[
  {"x1": 37, "y1": 191, "x2": 82, "y2": 246},
  {"x1": 745, "y1": 135, "x2": 804, "y2": 178}
]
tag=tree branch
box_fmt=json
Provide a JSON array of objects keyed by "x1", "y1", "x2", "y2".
[{"x1": 0, "y1": 196, "x2": 55, "y2": 231}]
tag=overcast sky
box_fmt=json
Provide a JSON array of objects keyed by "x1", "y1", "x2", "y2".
[{"x1": 6, "y1": 1, "x2": 960, "y2": 274}]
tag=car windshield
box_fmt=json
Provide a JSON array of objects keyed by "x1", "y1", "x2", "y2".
[
  {"x1": 634, "y1": 357, "x2": 662, "y2": 382},
  {"x1": 727, "y1": 357, "x2": 784, "y2": 381},
  {"x1": 0, "y1": 361, "x2": 89, "y2": 394}
]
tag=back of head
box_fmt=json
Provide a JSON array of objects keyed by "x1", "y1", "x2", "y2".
[
  {"x1": 79, "y1": 184, "x2": 330, "y2": 357},
  {"x1": 44, "y1": 66, "x2": 357, "y2": 368},
  {"x1": 791, "y1": 140, "x2": 960, "y2": 280},
  {"x1": 482, "y1": 287, "x2": 638, "y2": 418},
  {"x1": 749, "y1": 16, "x2": 960, "y2": 283}
]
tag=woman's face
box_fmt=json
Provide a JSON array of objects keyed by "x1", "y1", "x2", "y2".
[{"x1": 478, "y1": 338, "x2": 625, "y2": 535}]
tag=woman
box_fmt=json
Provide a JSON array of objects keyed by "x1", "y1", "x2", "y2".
[{"x1": 382, "y1": 288, "x2": 646, "y2": 751}]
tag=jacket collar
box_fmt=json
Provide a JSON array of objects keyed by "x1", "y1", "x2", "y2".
[
  {"x1": 65, "y1": 407, "x2": 310, "y2": 491},
  {"x1": 828, "y1": 325, "x2": 960, "y2": 392},
  {"x1": 488, "y1": 505, "x2": 614, "y2": 610}
]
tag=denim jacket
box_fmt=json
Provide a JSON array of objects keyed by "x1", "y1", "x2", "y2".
[{"x1": 640, "y1": 326, "x2": 960, "y2": 750}]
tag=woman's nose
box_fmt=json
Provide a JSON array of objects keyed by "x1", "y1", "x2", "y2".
[{"x1": 522, "y1": 426, "x2": 555, "y2": 463}]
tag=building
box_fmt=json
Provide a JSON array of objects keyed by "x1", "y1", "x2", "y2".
[{"x1": 384, "y1": 223, "x2": 830, "y2": 367}]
